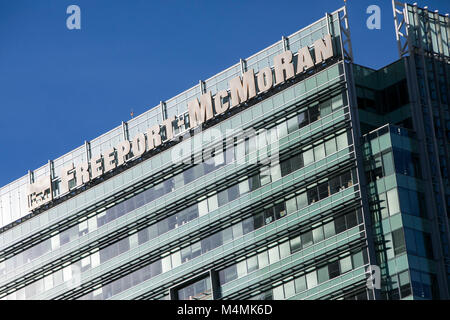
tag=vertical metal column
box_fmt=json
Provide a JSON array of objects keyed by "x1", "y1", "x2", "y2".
[{"x1": 239, "y1": 58, "x2": 246, "y2": 75}]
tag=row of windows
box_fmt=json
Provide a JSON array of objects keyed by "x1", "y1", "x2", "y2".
[
  {"x1": 218, "y1": 207, "x2": 361, "y2": 286},
  {"x1": 410, "y1": 270, "x2": 439, "y2": 300},
  {"x1": 249, "y1": 249, "x2": 368, "y2": 300},
  {"x1": 403, "y1": 228, "x2": 433, "y2": 260},
  {"x1": 365, "y1": 150, "x2": 394, "y2": 184},
  {"x1": 74, "y1": 169, "x2": 356, "y2": 301},
  {"x1": 370, "y1": 188, "x2": 401, "y2": 221},
  {"x1": 408, "y1": 8, "x2": 450, "y2": 58},
  {"x1": 375, "y1": 227, "x2": 407, "y2": 267},
  {"x1": 0, "y1": 93, "x2": 346, "y2": 276},
  {"x1": 76, "y1": 168, "x2": 355, "y2": 300},
  {"x1": 395, "y1": 187, "x2": 426, "y2": 218},
  {"x1": 380, "y1": 270, "x2": 412, "y2": 300},
  {"x1": 356, "y1": 79, "x2": 409, "y2": 114},
  {"x1": 2, "y1": 147, "x2": 354, "y2": 300},
  {"x1": 174, "y1": 172, "x2": 356, "y2": 270},
  {"x1": 365, "y1": 148, "x2": 421, "y2": 184},
  {"x1": 1, "y1": 128, "x2": 350, "y2": 283},
  {"x1": 176, "y1": 276, "x2": 212, "y2": 300},
  {"x1": 371, "y1": 187, "x2": 427, "y2": 223},
  {"x1": 134, "y1": 143, "x2": 352, "y2": 265},
  {"x1": 342, "y1": 290, "x2": 372, "y2": 300},
  {"x1": 278, "y1": 93, "x2": 344, "y2": 138},
  {"x1": 393, "y1": 148, "x2": 421, "y2": 178}
]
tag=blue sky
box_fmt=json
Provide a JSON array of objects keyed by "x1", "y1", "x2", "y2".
[{"x1": 0, "y1": 0, "x2": 449, "y2": 187}]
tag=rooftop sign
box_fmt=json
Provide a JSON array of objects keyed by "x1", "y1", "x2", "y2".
[{"x1": 27, "y1": 34, "x2": 334, "y2": 211}]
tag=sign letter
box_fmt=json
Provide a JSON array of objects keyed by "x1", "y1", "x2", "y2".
[
  {"x1": 274, "y1": 51, "x2": 294, "y2": 85},
  {"x1": 314, "y1": 34, "x2": 333, "y2": 64},
  {"x1": 366, "y1": 5, "x2": 381, "y2": 30},
  {"x1": 66, "y1": 5, "x2": 81, "y2": 30},
  {"x1": 229, "y1": 69, "x2": 256, "y2": 108},
  {"x1": 188, "y1": 92, "x2": 214, "y2": 127}
]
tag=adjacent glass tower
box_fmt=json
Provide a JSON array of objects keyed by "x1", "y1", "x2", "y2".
[{"x1": 0, "y1": 1, "x2": 448, "y2": 300}]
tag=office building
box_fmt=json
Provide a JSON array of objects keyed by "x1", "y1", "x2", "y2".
[{"x1": 0, "y1": 1, "x2": 448, "y2": 300}]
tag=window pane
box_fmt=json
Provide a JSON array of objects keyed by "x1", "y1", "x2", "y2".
[
  {"x1": 334, "y1": 215, "x2": 346, "y2": 234},
  {"x1": 339, "y1": 256, "x2": 352, "y2": 273},
  {"x1": 287, "y1": 116, "x2": 299, "y2": 133},
  {"x1": 318, "y1": 182, "x2": 330, "y2": 200},
  {"x1": 270, "y1": 164, "x2": 282, "y2": 182},
  {"x1": 345, "y1": 212, "x2": 358, "y2": 228},
  {"x1": 301, "y1": 231, "x2": 313, "y2": 248},
  {"x1": 317, "y1": 266, "x2": 329, "y2": 284},
  {"x1": 162, "y1": 255, "x2": 172, "y2": 273},
  {"x1": 320, "y1": 99, "x2": 332, "y2": 117},
  {"x1": 260, "y1": 168, "x2": 271, "y2": 186},
  {"x1": 290, "y1": 236, "x2": 302, "y2": 253},
  {"x1": 237, "y1": 260, "x2": 247, "y2": 278},
  {"x1": 274, "y1": 202, "x2": 286, "y2": 219},
  {"x1": 387, "y1": 189, "x2": 400, "y2": 215},
  {"x1": 284, "y1": 280, "x2": 295, "y2": 298},
  {"x1": 341, "y1": 171, "x2": 352, "y2": 188},
  {"x1": 44, "y1": 274, "x2": 53, "y2": 291},
  {"x1": 332, "y1": 94, "x2": 343, "y2": 110},
  {"x1": 171, "y1": 251, "x2": 182, "y2": 268},
  {"x1": 279, "y1": 241, "x2": 290, "y2": 259},
  {"x1": 324, "y1": 221, "x2": 336, "y2": 238},
  {"x1": 242, "y1": 218, "x2": 254, "y2": 234},
  {"x1": 352, "y1": 251, "x2": 364, "y2": 268},
  {"x1": 221, "y1": 265, "x2": 237, "y2": 284},
  {"x1": 264, "y1": 208, "x2": 274, "y2": 224},
  {"x1": 232, "y1": 223, "x2": 243, "y2": 238},
  {"x1": 208, "y1": 195, "x2": 219, "y2": 212},
  {"x1": 382, "y1": 152, "x2": 395, "y2": 176},
  {"x1": 191, "y1": 242, "x2": 201, "y2": 259},
  {"x1": 181, "y1": 247, "x2": 191, "y2": 263},
  {"x1": 307, "y1": 188, "x2": 319, "y2": 204},
  {"x1": 217, "y1": 190, "x2": 228, "y2": 207},
  {"x1": 228, "y1": 185, "x2": 240, "y2": 202},
  {"x1": 290, "y1": 154, "x2": 303, "y2": 171},
  {"x1": 249, "y1": 175, "x2": 261, "y2": 191},
  {"x1": 221, "y1": 227, "x2": 233, "y2": 244},
  {"x1": 273, "y1": 285, "x2": 284, "y2": 300},
  {"x1": 268, "y1": 246, "x2": 280, "y2": 264},
  {"x1": 277, "y1": 122, "x2": 288, "y2": 138},
  {"x1": 336, "y1": 132, "x2": 348, "y2": 150},
  {"x1": 296, "y1": 192, "x2": 308, "y2": 209},
  {"x1": 309, "y1": 103, "x2": 320, "y2": 122},
  {"x1": 306, "y1": 271, "x2": 318, "y2": 289},
  {"x1": 254, "y1": 212, "x2": 264, "y2": 229},
  {"x1": 325, "y1": 138, "x2": 337, "y2": 155},
  {"x1": 285, "y1": 197, "x2": 297, "y2": 215},
  {"x1": 384, "y1": 233, "x2": 395, "y2": 259},
  {"x1": 329, "y1": 176, "x2": 341, "y2": 194},
  {"x1": 328, "y1": 261, "x2": 340, "y2": 278},
  {"x1": 281, "y1": 159, "x2": 291, "y2": 176},
  {"x1": 392, "y1": 228, "x2": 406, "y2": 255},
  {"x1": 247, "y1": 256, "x2": 258, "y2": 273},
  {"x1": 303, "y1": 149, "x2": 314, "y2": 166},
  {"x1": 238, "y1": 179, "x2": 250, "y2": 195},
  {"x1": 258, "y1": 251, "x2": 269, "y2": 269},
  {"x1": 312, "y1": 226, "x2": 324, "y2": 243},
  {"x1": 314, "y1": 144, "x2": 325, "y2": 162},
  {"x1": 294, "y1": 275, "x2": 307, "y2": 293},
  {"x1": 298, "y1": 111, "x2": 309, "y2": 128},
  {"x1": 198, "y1": 198, "x2": 208, "y2": 217},
  {"x1": 379, "y1": 193, "x2": 389, "y2": 219}
]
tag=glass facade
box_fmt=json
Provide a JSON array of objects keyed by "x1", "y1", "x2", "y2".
[{"x1": 0, "y1": 1, "x2": 449, "y2": 301}]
